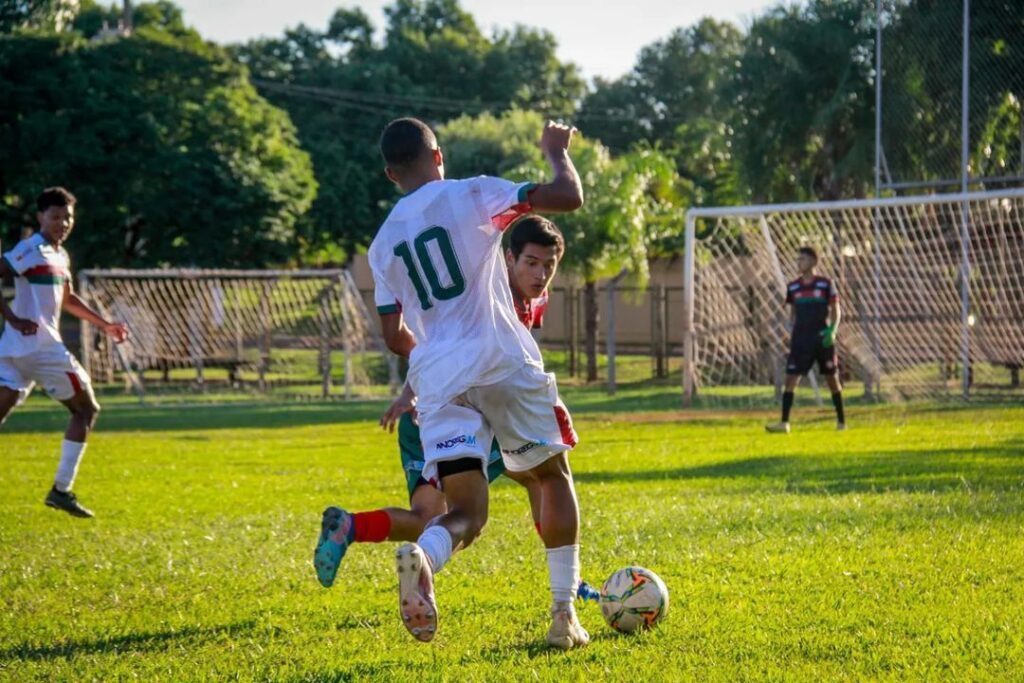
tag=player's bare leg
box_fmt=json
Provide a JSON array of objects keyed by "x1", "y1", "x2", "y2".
[
  {"x1": 389, "y1": 484, "x2": 446, "y2": 540},
  {"x1": 502, "y1": 468, "x2": 543, "y2": 533},
  {"x1": 44, "y1": 388, "x2": 99, "y2": 518},
  {"x1": 767, "y1": 374, "x2": 800, "y2": 434},
  {"x1": 826, "y1": 373, "x2": 846, "y2": 430},
  {"x1": 0, "y1": 387, "x2": 19, "y2": 426},
  {"x1": 314, "y1": 483, "x2": 446, "y2": 588},
  {"x1": 526, "y1": 452, "x2": 588, "y2": 650},
  {"x1": 398, "y1": 466, "x2": 489, "y2": 642}
]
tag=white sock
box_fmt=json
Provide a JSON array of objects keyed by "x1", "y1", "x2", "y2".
[
  {"x1": 417, "y1": 525, "x2": 454, "y2": 574},
  {"x1": 54, "y1": 440, "x2": 87, "y2": 492},
  {"x1": 546, "y1": 544, "x2": 580, "y2": 607}
]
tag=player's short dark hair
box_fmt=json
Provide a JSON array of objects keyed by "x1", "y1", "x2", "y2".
[
  {"x1": 798, "y1": 246, "x2": 818, "y2": 262},
  {"x1": 508, "y1": 215, "x2": 565, "y2": 260},
  {"x1": 379, "y1": 118, "x2": 438, "y2": 168},
  {"x1": 36, "y1": 187, "x2": 76, "y2": 212}
]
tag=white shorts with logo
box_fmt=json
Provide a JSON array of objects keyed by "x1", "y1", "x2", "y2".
[
  {"x1": 0, "y1": 344, "x2": 92, "y2": 405},
  {"x1": 417, "y1": 363, "x2": 578, "y2": 484}
]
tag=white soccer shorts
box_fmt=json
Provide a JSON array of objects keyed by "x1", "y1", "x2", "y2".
[
  {"x1": 417, "y1": 363, "x2": 578, "y2": 483},
  {"x1": 0, "y1": 344, "x2": 92, "y2": 405}
]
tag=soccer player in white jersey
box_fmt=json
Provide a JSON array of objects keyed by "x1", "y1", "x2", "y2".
[
  {"x1": 365, "y1": 117, "x2": 587, "y2": 649},
  {"x1": 314, "y1": 216, "x2": 564, "y2": 580},
  {"x1": 0, "y1": 187, "x2": 129, "y2": 517}
]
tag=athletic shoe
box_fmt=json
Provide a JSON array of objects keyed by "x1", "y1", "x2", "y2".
[
  {"x1": 547, "y1": 604, "x2": 590, "y2": 650},
  {"x1": 44, "y1": 487, "x2": 93, "y2": 518},
  {"x1": 837, "y1": 422, "x2": 847, "y2": 432},
  {"x1": 314, "y1": 506, "x2": 352, "y2": 588},
  {"x1": 765, "y1": 422, "x2": 791, "y2": 434},
  {"x1": 576, "y1": 581, "x2": 601, "y2": 603},
  {"x1": 395, "y1": 543, "x2": 437, "y2": 643}
]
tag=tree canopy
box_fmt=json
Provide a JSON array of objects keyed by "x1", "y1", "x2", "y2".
[
  {"x1": 1, "y1": 0, "x2": 1021, "y2": 270},
  {"x1": 232, "y1": 0, "x2": 586, "y2": 260},
  {"x1": 0, "y1": 15, "x2": 316, "y2": 267}
]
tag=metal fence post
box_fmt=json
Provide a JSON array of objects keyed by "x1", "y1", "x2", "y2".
[
  {"x1": 607, "y1": 277, "x2": 617, "y2": 395},
  {"x1": 960, "y1": 0, "x2": 972, "y2": 399},
  {"x1": 566, "y1": 286, "x2": 577, "y2": 378},
  {"x1": 259, "y1": 280, "x2": 272, "y2": 393},
  {"x1": 78, "y1": 273, "x2": 93, "y2": 379},
  {"x1": 682, "y1": 213, "x2": 697, "y2": 406},
  {"x1": 319, "y1": 288, "x2": 332, "y2": 399}
]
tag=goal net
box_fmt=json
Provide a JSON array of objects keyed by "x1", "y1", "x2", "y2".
[
  {"x1": 682, "y1": 189, "x2": 1024, "y2": 406},
  {"x1": 77, "y1": 269, "x2": 397, "y2": 400}
]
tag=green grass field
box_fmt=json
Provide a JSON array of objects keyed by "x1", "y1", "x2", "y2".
[{"x1": 1, "y1": 386, "x2": 1023, "y2": 682}]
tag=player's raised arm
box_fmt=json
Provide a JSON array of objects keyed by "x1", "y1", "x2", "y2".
[
  {"x1": 527, "y1": 121, "x2": 583, "y2": 213},
  {"x1": 61, "y1": 280, "x2": 129, "y2": 343}
]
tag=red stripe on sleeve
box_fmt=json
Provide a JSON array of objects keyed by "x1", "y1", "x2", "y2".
[{"x1": 491, "y1": 201, "x2": 532, "y2": 232}]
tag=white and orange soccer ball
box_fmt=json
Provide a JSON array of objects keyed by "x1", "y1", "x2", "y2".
[{"x1": 598, "y1": 566, "x2": 669, "y2": 633}]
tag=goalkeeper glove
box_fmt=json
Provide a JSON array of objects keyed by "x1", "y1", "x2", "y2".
[{"x1": 821, "y1": 324, "x2": 837, "y2": 348}]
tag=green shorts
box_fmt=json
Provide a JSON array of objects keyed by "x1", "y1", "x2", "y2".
[{"x1": 398, "y1": 412, "x2": 506, "y2": 499}]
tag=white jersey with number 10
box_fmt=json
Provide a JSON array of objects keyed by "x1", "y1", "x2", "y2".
[{"x1": 368, "y1": 176, "x2": 538, "y2": 413}]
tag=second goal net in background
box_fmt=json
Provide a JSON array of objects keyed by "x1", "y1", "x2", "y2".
[
  {"x1": 78, "y1": 269, "x2": 397, "y2": 401},
  {"x1": 681, "y1": 189, "x2": 1024, "y2": 406}
]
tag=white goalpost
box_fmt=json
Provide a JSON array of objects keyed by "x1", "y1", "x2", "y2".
[
  {"x1": 681, "y1": 189, "x2": 1024, "y2": 406},
  {"x1": 77, "y1": 269, "x2": 397, "y2": 400}
]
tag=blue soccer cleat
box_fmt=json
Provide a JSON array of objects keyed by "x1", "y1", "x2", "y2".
[
  {"x1": 576, "y1": 581, "x2": 601, "y2": 603},
  {"x1": 314, "y1": 506, "x2": 353, "y2": 588}
]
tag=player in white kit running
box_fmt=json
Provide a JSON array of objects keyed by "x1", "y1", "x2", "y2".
[
  {"x1": 368, "y1": 118, "x2": 588, "y2": 649},
  {"x1": 0, "y1": 187, "x2": 129, "y2": 518}
]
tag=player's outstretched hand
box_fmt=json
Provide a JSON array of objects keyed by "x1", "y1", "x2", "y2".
[
  {"x1": 8, "y1": 316, "x2": 38, "y2": 336},
  {"x1": 539, "y1": 121, "x2": 577, "y2": 157},
  {"x1": 380, "y1": 386, "x2": 417, "y2": 433},
  {"x1": 104, "y1": 322, "x2": 130, "y2": 344}
]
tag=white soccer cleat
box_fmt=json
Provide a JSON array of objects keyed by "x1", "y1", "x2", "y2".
[
  {"x1": 837, "y1": 422, "x2": 847, "y2": 432},
  {"x1": 546, "y1": 605, "x2": 590, "y2": 650},
  {"x1": 765, "y1": 422, "x2": 791, "y2": 434},
  {"x1": 395, "y1": 543, "x2": 438, "y2": 643}
]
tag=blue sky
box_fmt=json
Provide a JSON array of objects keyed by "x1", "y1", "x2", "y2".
[{"x1": 175, "y1": 0, "x2": 775, "y2": 81}]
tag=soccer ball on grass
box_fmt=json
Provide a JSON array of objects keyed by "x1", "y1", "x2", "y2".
[{"x1": 579, "y1": 566, "x2": 669, "y2": 633}]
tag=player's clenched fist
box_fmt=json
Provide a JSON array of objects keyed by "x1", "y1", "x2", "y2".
[
  {"x1": 540, "y1": 121, "x2": 577, "y2": 156},
  {"x1": 104, "y1": 322, "x2": 130, "y2": 344}
]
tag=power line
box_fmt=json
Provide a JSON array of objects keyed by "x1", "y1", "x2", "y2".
[{"x1": 251, "y1": 78, "x2": 692, "y2": 125}]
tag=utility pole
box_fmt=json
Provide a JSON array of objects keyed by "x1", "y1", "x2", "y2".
[{"x1": 122, "y1": 0, "x2": 133, "y2": 34}]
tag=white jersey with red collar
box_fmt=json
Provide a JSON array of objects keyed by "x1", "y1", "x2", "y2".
[
  {"x1": 368, "y1": 176, "x2": 537, "y2": 413},
  {"x1": 513, "y1": 289, "x2": 548, "y2": 331},
  {"x1": 1, "y1": 232, "x2": 71, "y2": 357}
]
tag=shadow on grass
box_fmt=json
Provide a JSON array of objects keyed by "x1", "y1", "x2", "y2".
[
  {"x1": 1, "y1": 400, "x2": 389, "y2": 434},
  {"x1": 559, "y1": 383, "x2": 915, "y2": 415},
  {"x1": 574, "y1": 438, "x2": 1024, "y2": 494},
  {"x1": 472, "y1": 628, "x2": 646, "y2": 664},
  {"x1": 0, "y1": 619, "x2": 257, "y2": 662}
]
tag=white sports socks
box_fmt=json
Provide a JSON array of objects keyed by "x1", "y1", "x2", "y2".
[
  {"x1": 546, "y1": 544, "x2": 580, "y2": 606},
  {"x1": 54, "y1": 439, "x2": 87, "y2": 492},
  {"x1": 418, "y1": 525, "x2": 454, "y2": 573}
]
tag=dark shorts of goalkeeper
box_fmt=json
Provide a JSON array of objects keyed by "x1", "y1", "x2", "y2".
[{"x1": 786, "y1": 340, "x2": 838, "y2": 376}]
